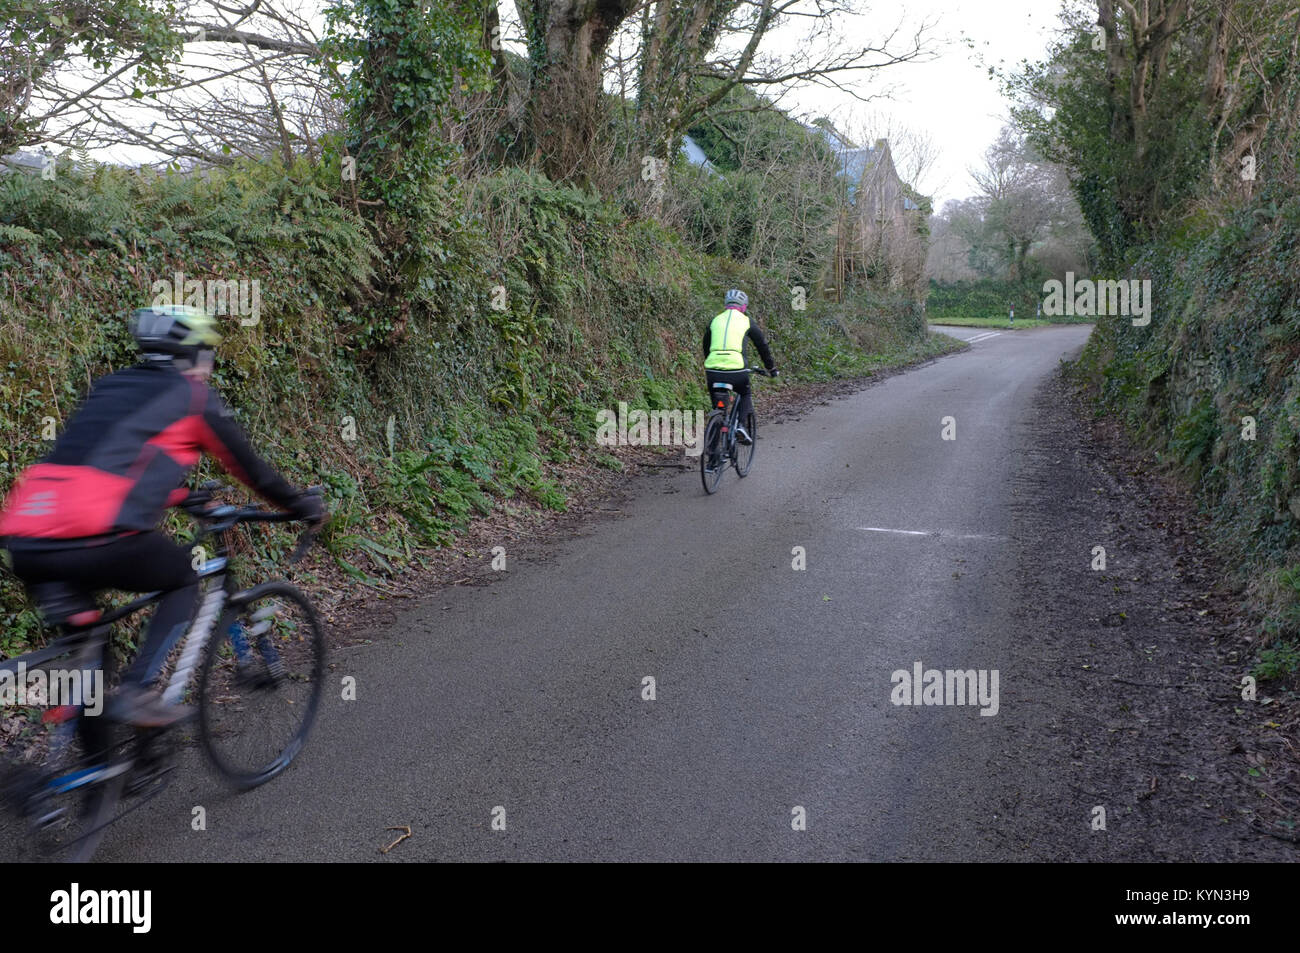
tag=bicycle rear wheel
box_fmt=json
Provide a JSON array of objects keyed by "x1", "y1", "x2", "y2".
[
  {"x1": 734, "y1": 411, "x2": 757, "y2": 477},
  {"x1": 1, "y1": 724, "x2": 131, "y2": 862},
  {"x1": 198, "y1": 581, "x2": 325, "y2": 789},
  {"x1": 700, "y1": 413, "x2": 726, "y2": 494},
  {"x1": 65, "y1": 764, "x2": 128, "y2": 863}
]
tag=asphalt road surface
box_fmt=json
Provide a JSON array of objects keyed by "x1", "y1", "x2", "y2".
[{"x1": 8, "y1": 324, "x2": 1097, "y2": 862}]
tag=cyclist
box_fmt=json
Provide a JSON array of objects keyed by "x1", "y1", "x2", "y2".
[
  {"x1": 702, "y1": 288, "x2": 777, "y2": 445},
  {"x1": 0, "y1": 304, "x2": 324, "y2": 727}
]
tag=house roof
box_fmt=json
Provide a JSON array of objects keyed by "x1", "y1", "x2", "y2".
[
  {"x1": 679, "y1": 125, "x2": 920, "y2": 211},
  {"x1": 805, "y1": 124, "x2": 890, "y2": 200},
  {"x1": 680, "y1": 135, "x2": 718, "y2": 175}
]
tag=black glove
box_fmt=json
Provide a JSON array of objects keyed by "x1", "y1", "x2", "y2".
[{"x1": 290, "y1": 490, "x2": 326, "y2": 525}]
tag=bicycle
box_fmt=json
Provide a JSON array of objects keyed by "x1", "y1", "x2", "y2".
[
  {"x1": 700, "y1": 367, "x2": 773, "y2": 494},
  {"x1": 0, "y1": 482, "x2": 326, "y2": 862}
]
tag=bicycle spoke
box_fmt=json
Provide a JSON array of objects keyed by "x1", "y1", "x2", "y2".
[{"x1": 199, "y1": 583, "x2": 324, "y2": 788}]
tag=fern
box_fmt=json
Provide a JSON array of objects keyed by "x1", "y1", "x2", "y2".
[
  {"x1": 190, "y1": 229, "x2": 237, "y2": 248},
  {"x1": 0, "y1": 223, "x2": 41, "y2": 246}
]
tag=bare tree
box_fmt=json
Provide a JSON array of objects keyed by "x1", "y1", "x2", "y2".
[
  {"x1": 969, "y1": 126, "x2": 1066, "y2": 281},
  {"x1": 803, "y1": 108, "x2": 939, "y2": 198},
  {"x1": 11, "y1": 1, "x2": 337, "y2": 167},
  {"x1": 635, "y1": 1, "x2": 935, "y2": 173},
  {"x1": 925, "y1": 201, "x2": 982, "y2": 283},
  {"x1": 930, "y1": 125, "x2": 1091, "y2": 284}
]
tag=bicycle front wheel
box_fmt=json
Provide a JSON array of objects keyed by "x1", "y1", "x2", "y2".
[
  {"x1": 700, "y1": 413, "x2": 726, "y2": 494},
  {"x1": 198, "y1": 581, "x2": 325, "y2": 790},
  {"x1": 734, "y1": 412, "x2": 757, "y2": 477}
]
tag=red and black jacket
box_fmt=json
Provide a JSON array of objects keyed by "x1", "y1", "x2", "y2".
[{"x1": 0, "y1": 363, "x2": 299, "y2": 545}]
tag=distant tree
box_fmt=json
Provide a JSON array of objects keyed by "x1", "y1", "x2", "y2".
[{"x1": 926, "y1": 126, "x2": 1092, "y2": 285}]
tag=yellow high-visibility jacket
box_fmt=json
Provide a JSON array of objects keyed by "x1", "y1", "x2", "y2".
[{"x1": 703, "y1": 309, "x2": 773, "y2": 371}]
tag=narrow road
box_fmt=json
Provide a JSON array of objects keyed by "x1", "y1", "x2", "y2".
[{"x1": 12, "y1": 325, "x2": 1099, "y2": 862}]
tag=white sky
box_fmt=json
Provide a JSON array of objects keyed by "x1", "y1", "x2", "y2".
[
  {"x1": 774, "y1": 0, "x2": 1060, "y2": 207},
  {"x1": 45, "y1": 1, "x2": 1060, "y2": 208}
]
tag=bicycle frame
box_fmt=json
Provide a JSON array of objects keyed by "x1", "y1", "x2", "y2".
[
  {"x1": 700, "y1": 367, "x2": 770, "y2": 495},
  {"x1": 707, "y1": 368, "x2": 767, "y2": 456},
  {"x1": 3, "y1": 499, "x2": 304, "y2": 799}
]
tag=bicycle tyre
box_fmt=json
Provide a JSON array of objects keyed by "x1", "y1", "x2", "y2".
[
  {"x1": 65, "y1": 766, "x2": 127, "y2": 862},
  {"x1": 197, "y1": 581, "x2": 325, "y2": 790},
  {"x1": 0, "y1": 637, "x2": 129, "y2": 862},
  {"x1": 734, "y1": 412, "x2": 757, "y2": 477},
  {"x1": 700, "y1": 413, "x2": 726, "y2": 494}
]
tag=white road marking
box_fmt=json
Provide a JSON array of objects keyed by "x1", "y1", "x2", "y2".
[
  {"x1": 858, "y1": 526, "x2": 1008, "y2": 542},
  {"x1": 966, "y1": 331, "x2": 1002, "y2": 344}
]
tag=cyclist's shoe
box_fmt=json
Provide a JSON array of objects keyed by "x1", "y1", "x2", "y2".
[
  {"x1": 735, "y1": 425, "x2": 753, "y2": 445},
  {"x1": 104, "y1": 685, "x2": 195, "y2": 728},
  {"x1": 234, "y1": 659, "x2": 276, "y2": 690}
]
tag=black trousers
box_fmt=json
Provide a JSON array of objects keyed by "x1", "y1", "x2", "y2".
[
  {"x1": 706, "y1": 369, "x2": 754, "y2": 426},
  {"x1": 8, "y1": 532, "x2": 199, "y2": 687}
]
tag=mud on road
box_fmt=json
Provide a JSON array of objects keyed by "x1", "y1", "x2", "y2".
[{"x1": 989, "y1": 370, "x2": 1298, "y2": 860}]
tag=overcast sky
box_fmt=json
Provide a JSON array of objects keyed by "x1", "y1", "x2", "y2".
[
  {"x1": 774, "y1": 0, "x2": 1060, "y2": 207},
  {"x1": 54, "y1": 0, "x2": 1061, "y2": 208}
]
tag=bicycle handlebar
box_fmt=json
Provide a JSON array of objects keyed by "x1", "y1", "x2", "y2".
[{"x1": 180, "y1": 485, "x2": 324, "y2": 563}]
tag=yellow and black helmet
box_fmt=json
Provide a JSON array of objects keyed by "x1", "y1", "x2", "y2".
[{"x1": 129, "y1": 304, "x2": 222, "y2": 362}]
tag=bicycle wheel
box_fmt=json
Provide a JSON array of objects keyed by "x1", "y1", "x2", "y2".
[
  {"x1": 198, "y1": 581, "x2": 325, "y2": 789},
  {"x1": 734, "y1": 411, "x2": 757, "y2": 477},
  {"x1": 700, "y1": 413, "x2": 726, "y2": 494},
  {"x1": 0, "y1": 723, "x2": 131, "y2": 863},
  {"x1": 0, "y1": 635, "x2": 132, "y2": 862},
  {"x1": 64, "y1": 765, "x2": 128, "y2": 863}
]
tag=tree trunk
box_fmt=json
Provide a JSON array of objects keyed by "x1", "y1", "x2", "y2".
[{"x1": 523, "y1": 0, "x2": 638, "y2": 182}]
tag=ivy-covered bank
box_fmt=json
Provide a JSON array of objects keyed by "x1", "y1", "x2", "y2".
[
  {"x1": 0, "y1": 159, "x2": 943, "y2": 655},
  {"x1": 1074, "y1": 193, "x2": 1300, "y2": 673}
]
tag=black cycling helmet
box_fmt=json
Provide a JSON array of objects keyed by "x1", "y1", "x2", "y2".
[{"x1": 129, "y1": 304, "x2": 222, "y2": 365}]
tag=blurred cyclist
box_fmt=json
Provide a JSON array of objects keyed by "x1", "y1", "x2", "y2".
[{"x1": 0, "y1": 305, "x2": 323, "y2": 726}]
